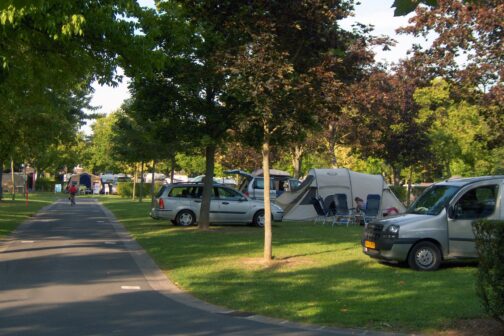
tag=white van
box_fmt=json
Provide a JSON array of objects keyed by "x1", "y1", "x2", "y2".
[
  {"x1": 224, "y1": 169, "x2": 300, "y2": 201},
  {"x1": 362, "y1": 176, "x2": 504, "y2": 271}
]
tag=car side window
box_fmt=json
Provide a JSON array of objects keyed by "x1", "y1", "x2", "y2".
[
  {"x1": 455, "y1": 185, "x2": 498, "y2": 219},
  {"x1": 168, "y1": 187, "x2": 190, "y2": 198},
  {"x1": 189, "y1": 186, "x2": 216, "y2": 199},
  {"x1": 217, "y1": 187, "x2": 242, "y2": 200}
]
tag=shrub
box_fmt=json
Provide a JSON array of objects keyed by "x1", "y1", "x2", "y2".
[
  {"x1": 473, "y1": 220, "x2": 504, "y2": 324},
  {"x1": 389, "y1": 185, "x2": 407, "y2": 204},
  {"x1": 116, "y1": 182, "x2": 163, "y2": 198},
  {"x1": 35, "y1": 177, "x2": 57, "y2": 192}
]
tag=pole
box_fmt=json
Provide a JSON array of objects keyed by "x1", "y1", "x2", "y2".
[{"x1": 24, "y1": 164, "x2": 28, "y2": 207}]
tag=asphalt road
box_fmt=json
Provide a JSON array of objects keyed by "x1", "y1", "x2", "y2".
[{"x1": 0, "y1": 198, "x2": 400, "y2": 336}]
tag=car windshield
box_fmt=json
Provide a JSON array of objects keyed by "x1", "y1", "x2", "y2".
[{"x1": 407, "y1": 185, "x2": 460, "y2": 215}]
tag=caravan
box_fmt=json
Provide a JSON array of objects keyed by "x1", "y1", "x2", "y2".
[{"x1": 276, "y1": 168, "x2": 405, "y2": 221}]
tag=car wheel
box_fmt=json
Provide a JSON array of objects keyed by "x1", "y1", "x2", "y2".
[
  {"x1": 253, "y1": 210, "x2": 265, "y2": 228},
  {"x1": 408, "y1": 241, "x2": 441, "y2": 271},
  {"x1": 175, "y1": 210, "x2": 195, "y2": 226}
]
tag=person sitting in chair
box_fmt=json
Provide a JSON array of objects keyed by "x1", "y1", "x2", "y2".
[{"x1": 354, "y1": 197, "x2": 365, "y2": 225}]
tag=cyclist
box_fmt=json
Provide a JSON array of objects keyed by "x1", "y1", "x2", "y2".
[{"x1": 68, "y1": 184, "x2": 78, "y2": 206}]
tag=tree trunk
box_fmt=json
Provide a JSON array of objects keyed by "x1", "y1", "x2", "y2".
[
  {"x1": 150, "y1": 160, "x2": 156, "y2": 207},
  {"x1": 0, "y1": 160, "x2": 3, "y2": 201},
  {"x1": 170, "y1": 155, "x2": 176, "y2": 183},
  {"x1": 263, "y1": 138, "x2": 272, "y2": 262},
  {"x1": 392, "y1": 166, "x2": 402, "y2": 186},
  {"x1": 445, "y1": 160, "x2": 451, "y2": 179},
  {"x1": 33, "y1": 169, "x2": 37, "y2": 192},
  {"x1": 132, "y1": 164, "x2": 137, "y2": 201},
  {"x1": 199, "y1": 144, "x2": 216, "y2": 230},
  {"x1": 291, "y1": 145, "x2": 304, "y2": 179},
  {"x1": 327, "y1": 124, "x2": 338, "y2": 168},
  {"x1": 407, "y1": 166, "x2": 413, "y2": 207},
  {"x1": 11, "y1": 158, "x2": 15, "y2": 200},
  {"x1": 139, "y1": 161, "x2": 144, "y2": 203}
]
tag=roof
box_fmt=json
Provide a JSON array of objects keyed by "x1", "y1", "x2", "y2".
[{"x1": 438, "y1": 175, "x2": 504, "y2": 187}]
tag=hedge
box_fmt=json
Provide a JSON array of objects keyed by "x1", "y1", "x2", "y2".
[
  {"x1": 473, "y1": 220, "x2": 504, "y2": 324},
  {"x1": 116, "y1": 182, "x2": 164, "y2": 198},
  {"x1": 35, "y1": 178, "x2": 57, "y2": 192}
]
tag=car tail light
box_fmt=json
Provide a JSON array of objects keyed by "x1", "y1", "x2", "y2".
[{"x1": 158, "y1": 198, "x2": 165, "y2": 209}]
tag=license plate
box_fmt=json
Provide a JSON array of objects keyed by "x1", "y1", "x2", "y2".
[{"x1": 364, "y1": 240, "x2": 376, "y2": 249}]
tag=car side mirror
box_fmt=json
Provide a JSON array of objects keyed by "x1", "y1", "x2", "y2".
[{"x1": 239, "y1": 197, "x2": 247, "y2": 202}]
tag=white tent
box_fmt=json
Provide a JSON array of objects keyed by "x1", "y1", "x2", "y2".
[{"x1": 276, "y1": 168, "x2": 406, "y2": 221}]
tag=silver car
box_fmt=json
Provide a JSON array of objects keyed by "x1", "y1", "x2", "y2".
[
  {"x1": 362, "y1": 175, "x2": 504, "y2": 271},
  {"x1": 150, "y1": 182, "x2": 284, "y2": 227}
]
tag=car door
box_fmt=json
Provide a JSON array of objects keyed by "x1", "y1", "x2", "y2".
[
  {"x1": 448, "y1": 184, "x2": 499, "y2": 257},
  {"x1": 189, "y1": 186, "x2": 219, "y2": 222},
  {"x1": 216, "y1": 187, "x2": 251, "y2": 223},
  {"x1": 252, "y1": 177, "x2": 276, "y2": 200}
]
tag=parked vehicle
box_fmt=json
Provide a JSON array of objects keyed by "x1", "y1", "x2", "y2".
[
  {"x1": 362, "y1": 176, "x2": 504, "y2": 271},
  {"x1": 150, "y1": 182, "x2": 284, "y2": 227},
  {"x1": 224, "y1": 169, "x2": 300, "y2": 200},
  {"x1": 111, "y1": 175, "x2": 131, "y2": 194}
]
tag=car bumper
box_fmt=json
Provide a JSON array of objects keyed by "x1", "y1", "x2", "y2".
[
  {"x1": 272, "y1": 211, "x2": 284, "y2": 222},
  {"x1": 150, "y1": 208, "x2": 174, "y2": 220},
  {"x1": 362, "y1": 239, "x2": 413, "y2": 262}
]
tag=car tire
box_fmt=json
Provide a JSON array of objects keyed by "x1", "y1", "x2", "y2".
[
  {"x1": 253, "y1": 210, "x2": 265, "y2": 228},
  {"x1": 175, "y1": 210, "x2": 196, "y2": 226},
  {"x1": 408, "y1": 241, "x2": 442, "y2": 271}
]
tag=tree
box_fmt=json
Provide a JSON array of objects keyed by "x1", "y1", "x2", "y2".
[
  {"x1": 87, "y1": 113, "x2": 125, "y2": 174},
  {"x1": 415, "y1": 78, "x2": 501, "y2": 177},
  {"x1": 343, "y1": 61, "x2": 432, "y2": 185},
  {"x1": 135, "y1": 0, "x2": 250, "y2": 229},
  {"x1": 222, "y1": 1, "x2": 368, "y2": 261},
  {"x1": 397, "y1": 0, "x2": 503, "y2": 148},
  {"x1": 0, "y1": 0, "x2": 146, "y2": 199}
]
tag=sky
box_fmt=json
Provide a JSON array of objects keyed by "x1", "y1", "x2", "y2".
[{"x1": 84, "y1": 0, "x2": 418, "y2": 134}]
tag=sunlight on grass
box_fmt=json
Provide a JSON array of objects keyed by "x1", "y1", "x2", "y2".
[
  {"x1": 0, "y1": 192, "x2": 61, "y2": 238},
  {"x1": 100, "y1": 196, "x2": 483, "y2": 333}
]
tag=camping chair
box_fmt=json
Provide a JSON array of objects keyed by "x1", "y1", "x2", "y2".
[
  {"x1": 363, "y1": 194, "x2": 381, "y2": 226},
  {"x1": 312, "y1": 196, "x2": 334, "y2": 225},
  {"x1": 333, "y1": 193, "x2": 355, "y2": 227}
]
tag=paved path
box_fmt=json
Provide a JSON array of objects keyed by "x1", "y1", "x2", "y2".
[{"x1": 0, "y1": 199, "x2": 402, "y2": 336}]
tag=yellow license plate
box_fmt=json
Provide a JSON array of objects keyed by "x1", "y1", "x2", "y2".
[{"x1": 364, "y1": 240, "x2": 376, "y2": 249}]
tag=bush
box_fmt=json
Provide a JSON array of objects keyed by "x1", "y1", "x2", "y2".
[
  {"x1": 389, "y1": 185, "x2": 407, "y2": 204},
  {"x1": 116, "y1": 182, "x2": 163, "y2": 198},
  {"x1": 35, "y1": 177, "x2": 56, "y2": 192},
  {"x1": 473, "y1": 220, "x2": 504, "y2": 324}
]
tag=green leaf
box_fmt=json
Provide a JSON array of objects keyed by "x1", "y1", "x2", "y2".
[{"x1": 392, "y1": 0, "x2": 438, "y2": 17}]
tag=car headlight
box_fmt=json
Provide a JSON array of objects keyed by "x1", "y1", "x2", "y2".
[
  {"x1": 271, "y1": 204, "x2": 283, "y2": 212},
  {"x1": 386, "y1": 225, "x2": 400, "y2": 234}
]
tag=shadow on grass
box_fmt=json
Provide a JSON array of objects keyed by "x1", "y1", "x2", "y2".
[{"x1": 101, "y1": 197, "x2": 483, "y2": 333}]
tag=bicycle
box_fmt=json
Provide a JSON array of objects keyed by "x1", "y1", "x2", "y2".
[{"x1": 69, "y1": 193, "x2": 76, "y2": 206}]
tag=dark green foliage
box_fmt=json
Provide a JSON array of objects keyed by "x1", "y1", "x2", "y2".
[
  {"x1": 390, "y1": 185, "x2": 407, "y2": 204},
  {"x1": 116, "y1": 182, "x2": 163, "y2": 198},
  {"x1": 392, "y1": 0, "x2": 438, "y2": 16},
  {"x1": 473, "y1": 220, "x2": 504, "y2": 324},
  {"x1": 35, "y1": 178, "x2": 56, "y2": 192}
]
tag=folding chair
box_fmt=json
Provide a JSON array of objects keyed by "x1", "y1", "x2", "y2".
[
  {"x1": 333, "y1": 193, "x2": 355, "y2": 226},
  {"x1": 312, "y1": 196, "x2": 334, "y2": 225},
  {"x1": 363, "y1": 194, "x2": 381, "y2": 226}
]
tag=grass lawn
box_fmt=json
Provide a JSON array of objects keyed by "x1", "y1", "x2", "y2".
[
  {"x1": 100, "y1": 196, "x2": 487, "y2": 334},
  {"x1": 0, "y1": 192, "x2": 62, "y2": 238}
]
